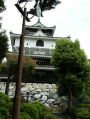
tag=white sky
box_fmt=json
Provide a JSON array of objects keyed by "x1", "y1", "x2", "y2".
[{"x1": 1, "y1": 0, "x2": 90, "y2": 59}]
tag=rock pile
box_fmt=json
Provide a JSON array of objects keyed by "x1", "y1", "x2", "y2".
[{"x1": 0, "y1": 82, "x2": 67, "y2": 108}]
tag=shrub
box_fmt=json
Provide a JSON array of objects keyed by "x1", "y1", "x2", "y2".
[
  {"x1": 79, "y1": 103, "x2": 90, "y2": 109},
  {"x1": 0, "y1": 92, "x2": 12, "y2": 110},
  {"x1": 74, "y1": 107, "x2": 90, "y2": 119},
  {"x1": 20, "y1": 112, "x2": 32, "y2": 119},
  {"x1": 21, "y1": 101, "x2": 56, "y2": 119},
  {"x1": 0, "y1": 93, "x2": 12, "y2": 119},
  {"x1": 43, "y1": 112, "x2": 57, "y2": 119},
  {"x1": 0, "y1": 93, "x2": 56, "y2": 119},
  {"x1": 31, "y1": 101, "x2": 51, "y2": 118},
  {"x1": 64, "y1": 106, "x2": 76, "y2": 119},
  {"x1": 21, "y1": 103, "x2": 39, "y2": 119},
  {"x1": 0, "y1": 92, "x2": 11, "y2": 103},
  {"x1": 0, "y1": 107, "x2": 11, "y2": 119}
]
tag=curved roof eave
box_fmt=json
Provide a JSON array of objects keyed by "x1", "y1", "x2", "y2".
[
  {"x1": 10, "y1": 33, "x2": 61, "y2": 40},
  {"x1": 25, "y1": 19, "x2": 56, "y2": 31},
  {"x1": 25, "y1": 25, "x2": 56, "y2": 30}
]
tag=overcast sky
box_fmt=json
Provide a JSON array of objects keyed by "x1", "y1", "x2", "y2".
[{"x1": 1, "y1": 0, "x2": 90, "y2": 59}]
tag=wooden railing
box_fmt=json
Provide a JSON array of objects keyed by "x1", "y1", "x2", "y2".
[{"x1": 13, "y1": 47, "x2": 54, "y2": 56}]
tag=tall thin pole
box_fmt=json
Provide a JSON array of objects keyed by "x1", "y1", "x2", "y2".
[{"x1": 12, "y1": 8, "x2": 26, "y2": 119}]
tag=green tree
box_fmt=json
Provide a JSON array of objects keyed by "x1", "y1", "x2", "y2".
[
  {"x1": 0, "y1": 0, "x2": 8, "y2": 63},
  {"x1": 0, "y1": 0, "x2": 5, "y2": 13},
  {"x1": 19, "y1": 0, "x2": 61, "y2": 16},
  {"x1": 34, "y1": 0, "x2": 61, "y2": 11},
  {"x1": 0, "y1": 35, "x2": 8, "y2": 63},
  {"x1": 0, "y1": 54, "x2": 36, "y2": 95},
  {"x1": 51, "y1": 38, "x2": 90, "y2": 107},
  {"x1": 84, "y1": 78, "x2": 90, "y2": 96}
]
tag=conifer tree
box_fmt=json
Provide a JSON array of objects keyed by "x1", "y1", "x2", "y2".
[
  {"x1": 0, "y1": 0, "x2": 6, "y2": 13},
  {"x1": 0, "y1": 0, "x2": 8, "y2": 63}
]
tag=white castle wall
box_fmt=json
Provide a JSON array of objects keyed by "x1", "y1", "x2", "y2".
[
  {"x1": 15, "y1": 38, "x2": 56, "y2": 49},
  {"x1": 24, "y1": 39, "x2": 36, "y2": 48}
]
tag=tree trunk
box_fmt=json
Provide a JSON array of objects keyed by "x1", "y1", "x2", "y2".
[
  {"x1": 68, "y1": 91, "x2": 73, "y2": 108},
  {"x1": 5, "y1": 76, "x2": 10, "y2": 95},
  {"x1": 70, "y1": 92, "x2": 73, "y2": 107},
  {"x1": 67, "y1": 91, "x2": 73, "y2": 115}
]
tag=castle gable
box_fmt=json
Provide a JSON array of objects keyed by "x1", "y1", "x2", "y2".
[
  {"x1": 25, "y1": 19, "x2": 56, "y2": 37},
  {"x1": 33, "y1": 30, "x2": 47, "y2": 37}
]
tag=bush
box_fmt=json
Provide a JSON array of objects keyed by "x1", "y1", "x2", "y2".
[
  {"x1": 75, "y1": 107, "x2": 90, "y2": 119},
  {"x1": 64, "y1": 106, "x2": 76, "y2": 119},
  {"x1": 20, "y1": 112, "x2": 32, "y2": 119},
  {"x1": 0, "y1": 107, "x2": 11, "y2": 119},
  {"x1": 0, "y1": 92, "x2": 12, "y2": 110},
  {"x1": 31, "y1": 102, "x2": 51, "y2": 118},
  {"x1": 21, "y1": 101, "x2": 56, "y2": 119},
  {"x1": 43, "y1": 112, "x2": 57, "y2": 119},
  {"x1": 65, "y1": 105, "x2": 90, "y2": 119},
  {"x1": 0, "y1": 93, "x2": 12, "y2": 119},
  {"x1": 0, "y1": 93, "x2": 56, "y2": 119},
  {"x1": 79, "y1": 103, "x2": 90, "y2": 110},
  {"x1": 21, "y1": 103, "x2": 39, "y2": 119},
  {"x1": 0, "y1": 92, "x2": 11, "y2": 103}
]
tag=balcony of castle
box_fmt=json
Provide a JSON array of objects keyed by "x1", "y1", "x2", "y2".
[{"x1": 12, "y1": 47, "x2": 54, "y2": 58}]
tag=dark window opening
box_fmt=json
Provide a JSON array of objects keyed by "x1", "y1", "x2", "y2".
[
  {"x1": 36, "y1": 40, "x2": 44, "y2": 47},
  {"x1": 12, "y1": 38, "x2": 15, "y2": 46}
]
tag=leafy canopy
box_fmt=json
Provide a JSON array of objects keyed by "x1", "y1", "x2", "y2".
[
  {"x1": 0, "y1": 35, "x2": 8, "y2": 63},
  {"x1": 51, "y1": 38, "x2": 89, "y2": 79},
  {"x1": 51, "y1": 38, "x2": 90, "y2": 98},
  {"x1": 34, "y1": 0, "x2": 61, "y2": 11},
  {"x1": 6, "y1": 54, "x2": 36, "y2": 81},
  {"x1": 0, "y1": 54, "x2": 36, "y2": 82},
  {"x1": 18, "y1": 0, "x2": 61, "y2": 16},
  {"x1": 0, "y1": 0, "x2": 5, "y2": 12}
]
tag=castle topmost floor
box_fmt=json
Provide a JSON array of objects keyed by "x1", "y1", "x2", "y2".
[{"x1": 25, "y1": 18, "x2": 56, "y2": 37}]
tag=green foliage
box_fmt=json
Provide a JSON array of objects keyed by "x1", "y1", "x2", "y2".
[
  {"x1": 0, "y1": 93, "x2": 12, "y2": 119},
  {"x1": 30, "y1": 101, "x2": 52, "y2": 118},
  {"x1": 51, "y1": 38, "x2": 88, "y2": 76},
  {"x1": 20, "y1": 112, "x2": 32, "y2": 119},
  {"x1": 5, "y1": 54, "x2": 36, "y2": 82},
  {"x1": 19, "y1": 0, "x2": 61, "y2": 16},
  {"x1": 0, "y1": 54, "x2": 36, "y2": 94},
  {"x1": 57, "y1": 74, "x2": 83, "y2": 97},
  {"x1": 0, "y1": 93, "x2": 56, "y2": 119},
  {"x1": 43, "y1": 112, "x2": 57, "y2": 119},
  {"x1": 79, "y1": 103, "x2": 90, "y2": 110},
  {"x1": 21, "y1": 101, "x2": 56, "y2": 119},
  {"x1": 0, "y1": 92, "x2": 11, "y2": 103},
  {"x1": 84, "y1": 79, "x2": 90, "y2": 96},
  {"x1": 74, "y1": 107, "x2": 90, "y2": 119},
  {"x1": 34, "y1": 0, "x2": 61, "y2": 11},
  {"x1": 51, "y1": 38, "x2": 90, "y2": 107},
  {"x1": 0, "y1": 107, "x2": 11, "y2": 119},
  {"x1": 0, "y1": 0, "x2": 5, "y2": 12},
  {"x1": 65, "y1": 106, "x2": 90, "y2": 119},
  {"x1": 21, "y1": 103, "x2": 39, "y2": 119},
  {"x1": 82, "y1": 96, "x2": 90, "y2": 104},
  {"x1": 22, "y1": 56, "x2": 36, "y2": 82},
  {"x1": 0, "y1": 35, "x2": 8, "y2": 63}
]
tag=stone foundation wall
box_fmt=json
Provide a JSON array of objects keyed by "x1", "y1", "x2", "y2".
[{"x1": 0, "y1": 82, "x2": 67, "y2": 108}]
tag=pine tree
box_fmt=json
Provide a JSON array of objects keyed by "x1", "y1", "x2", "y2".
[{"x1": 0, "y1": 0, "x2": 5, "y2": 13}]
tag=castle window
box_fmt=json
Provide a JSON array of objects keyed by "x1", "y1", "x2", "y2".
[
  {"x1": 36, "y1": 40, "x2": 44, "y2": 47},
  {"x1": 0, "y1": 23, "x2": 1, "y2": 29},
  {"x1": 12, "y1": 38, "x2": 15, "y2": 46}
]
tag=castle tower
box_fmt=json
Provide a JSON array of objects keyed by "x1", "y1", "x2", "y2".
[{"x1": 10, "y1": 19, "x2": 62, "y2": 83}]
